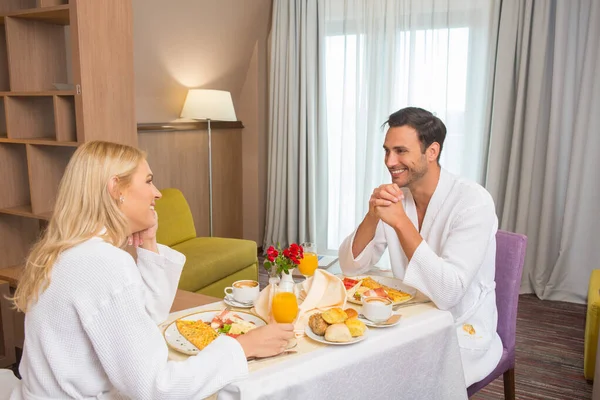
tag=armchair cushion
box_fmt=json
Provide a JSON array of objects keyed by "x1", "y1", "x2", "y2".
[
  {"x1": 155, "y1": 188, "x2": 258, "y2": 296},
  {"x1": 155, "y1": 188, "x2": 196, "y2": 247},
  {"x1": 174, "y1": 237, "x2": 258, "y2": 293}
]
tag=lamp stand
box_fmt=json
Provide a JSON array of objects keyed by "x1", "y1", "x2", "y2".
[{"x1": 207, "y1": 118, "x2": 214, "y2": 237}]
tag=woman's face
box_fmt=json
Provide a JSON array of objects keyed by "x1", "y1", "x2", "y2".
[{"x1": 119, "y1": 160, "x2": 161, "y2": 233}]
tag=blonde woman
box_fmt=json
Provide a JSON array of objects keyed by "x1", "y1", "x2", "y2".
[{"x1": 10, "y1": 141, "x2": 294, "y2": 400}]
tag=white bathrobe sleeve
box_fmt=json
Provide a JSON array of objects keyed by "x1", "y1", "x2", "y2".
[
  {"x1": 136, "y1": 244, "x2": 186, "y2": 323},
  {"x1": 402, "y1": 202, "x2": 498, "y2": 310},
  {"x1": 80, "y1": 280, "x2": 248, "y2": 400},
  {"x1": 338, "y1": 220, "x2": 388, "y2": 275}
]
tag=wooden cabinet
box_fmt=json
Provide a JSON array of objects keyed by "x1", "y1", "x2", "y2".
[{"x1": 0, "y1": 0, "x2": 136, "y2": 273}]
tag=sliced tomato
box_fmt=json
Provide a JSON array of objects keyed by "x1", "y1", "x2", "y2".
[
  {"x1": 227, "y1": 333, "x2": 241, "y2": 338},
  {"x1": 342, "y1": 277, "x2": 359, "y2": 290}
]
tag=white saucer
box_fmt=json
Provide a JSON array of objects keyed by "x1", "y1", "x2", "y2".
[
  {"x1": 223, "y1": 296, "x2": 254, "y2": 309},
  {"x1": 357, "y1": 316, "x2": 401, "y2": 328}
]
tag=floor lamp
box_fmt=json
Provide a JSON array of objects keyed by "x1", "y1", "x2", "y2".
[{"x1": 180, "y1": 89, "x2": 237, "y2": 237}]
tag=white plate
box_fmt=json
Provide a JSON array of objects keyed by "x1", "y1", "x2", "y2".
[
  {"x1": 223, "y1": 296, "x2": 254, "y2": 309},
  {"x1": 357, "y1": 316, "x2": 401, "y2": 328},
  {"x1": 164, "y1": 310, "x2": 266, "y2": 355},
  {"x1": 345, "y1": 275, "x2": 417, "y2": 305},
  {"x1": 304, "y1": 325, "x2": 369, "y2": 345}
]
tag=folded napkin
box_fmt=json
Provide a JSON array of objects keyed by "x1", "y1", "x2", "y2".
[{"x1": 254, "y1": 269, "x2": 347, "y2": 334}]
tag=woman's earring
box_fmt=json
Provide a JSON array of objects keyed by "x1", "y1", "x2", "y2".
[{"x1": 119, "y1": 195, "x2": 125, "y2": 204}]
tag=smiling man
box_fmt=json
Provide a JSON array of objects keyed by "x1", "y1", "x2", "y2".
[{"x1": 338, "y1": 107, "x2": 502, "y2": 387}]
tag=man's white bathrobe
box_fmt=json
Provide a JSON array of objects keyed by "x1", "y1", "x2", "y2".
[{"x1": 339, "y1": 169, "x2": 503, "y2": 386}]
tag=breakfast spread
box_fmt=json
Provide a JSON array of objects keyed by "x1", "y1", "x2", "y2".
[
  {"x1": 308, "y1": 307, "x2": 366, "y2": 343},
  {"x1": 175, "y1": 309, "x2": 259, "y2": 351},
  {"x1": 343, "y1": 276, "x2": 413, "y2": 303}
]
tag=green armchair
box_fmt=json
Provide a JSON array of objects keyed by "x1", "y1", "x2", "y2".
[{"x1": 154, "y1": 188, "x2": 258, "y2": 298}]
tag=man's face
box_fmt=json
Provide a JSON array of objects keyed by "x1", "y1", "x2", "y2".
[{"x1": 383, "y1": 125, "x2": 429, "y2": 188}]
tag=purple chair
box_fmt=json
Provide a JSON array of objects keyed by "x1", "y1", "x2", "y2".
[{"x1": 467, "y1": 230, "x2": 527, "y2": 399}]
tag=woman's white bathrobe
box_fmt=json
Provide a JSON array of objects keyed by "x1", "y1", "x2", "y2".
[
  {"x1": 339, "y1": 169, "x2": 503, "y2": 386},
  {"x1": 12, "y1": 236, "x2": 248, "y2": 399}
]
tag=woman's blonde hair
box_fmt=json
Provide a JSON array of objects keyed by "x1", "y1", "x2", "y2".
[{"x1": 12, "y1": 141, "x2": 146, "y2": 312}]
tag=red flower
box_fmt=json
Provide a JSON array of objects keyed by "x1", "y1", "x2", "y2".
[
  {"x1": 266, "y1": 246, "x2": 278, "y2": 262},
  {"x1": 263, "y1": 242, "x2": 307, "y2": 275}
]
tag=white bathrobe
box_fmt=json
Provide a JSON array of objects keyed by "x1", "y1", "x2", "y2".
[
  {"x1": 339, "y1": 169, "x2": 503, "y2": 386},
  {"x1": 12, "y1": 236, "x2": 248, "y2": 399}
]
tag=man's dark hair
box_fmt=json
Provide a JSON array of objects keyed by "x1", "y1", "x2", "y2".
[{"x1": 384, "y1": 107, "x2": 446, "y2": 162}]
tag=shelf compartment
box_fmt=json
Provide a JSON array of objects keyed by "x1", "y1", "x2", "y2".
[
  {"x1": 37, "y1": 1, "x2": 69, "y2": 8},
  {"x1": 0, "y1": 143, "x2": 30, "y2": 210},
  {"x1": 5, "y1": 96, "x2": 55, "y2": 139},
  {"x1": 0, "y1": 90, "x2": 75, "y2": 96},
  {"x1": 0, "y1": 1, "x2": 37, "y2": 13},
  {"x1": 0, "y1": 24, "x2": 9, "y2": 91},
  {"x1": 26, "y1": 144, "x2": 75, "y2": 215},
  {"x1": 0, "y1": 213, "x2": 39, "y2": 269},
  {"x1": 5, "y1": 16, "x2": 69, "y2": 91},
  {"x1": 0, "y1": 137, "x2": 77, "y2": 146},
  {"x1": 54, "y1": 95, "x2": 75, "y2": 141},
  {"x1": 3, "y1": 5, "x2": 70, "y2": 25},
  {"x1": 0, "y1": 97, "x2": 6, "y2": 136},
  {"x1": 0, "y1": 204, "x2": 50, "y2": 220}
]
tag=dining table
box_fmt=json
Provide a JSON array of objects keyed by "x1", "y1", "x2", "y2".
[{"x1": 165, "y1": 283, "x2": 468, "y2": 400}]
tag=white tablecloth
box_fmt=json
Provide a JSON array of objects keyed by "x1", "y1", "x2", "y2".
[
  {"x1": 217, "y1": 305, "x2": 467, "y2": 400},
  {"x1": 164, "y1": 300, "x2": 467, "y2": 400}
]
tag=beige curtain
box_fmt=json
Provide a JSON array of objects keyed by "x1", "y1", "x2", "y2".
[
  {"x1": 486, "y1": 0, "x2": 600, "y2": 303},
  {"x1": 263, "y1": 0, "x2": 328, "y2": 249}
]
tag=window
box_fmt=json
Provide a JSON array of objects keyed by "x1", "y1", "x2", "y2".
[{"x1": 325, "y1": 27, "x2": 473, "y2": 252}]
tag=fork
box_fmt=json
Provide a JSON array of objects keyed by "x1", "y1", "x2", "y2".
[
  {"x1": 247, "y1": 350, "x2": 298, "y2": 362},
  {"x1": 393, "y1": 299, "x2": 432, "y2": 310}
]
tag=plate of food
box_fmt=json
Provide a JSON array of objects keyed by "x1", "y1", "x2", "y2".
[
  {"x1": 164, "y1": 309, "x2": 266, "y2": 355},
  {"x1": 304, "y1": 307, "x2": 368, "y2": 345},
  {"x1": 342, "y1": 275, "x2": 416, "y2": 305}
]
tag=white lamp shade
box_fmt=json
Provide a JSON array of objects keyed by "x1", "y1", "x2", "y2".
[{"x1": 180, "y1": 89, "x2": 237, "y2": 121}]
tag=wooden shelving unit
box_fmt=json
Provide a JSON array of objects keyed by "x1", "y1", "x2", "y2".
[{"x1": 0, "y1": 0, "x2": 136, "y2": 274}]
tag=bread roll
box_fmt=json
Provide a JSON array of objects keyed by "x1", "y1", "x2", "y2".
[
  {"x1": 324, "y1": 323, "x2": 352, "y2": 342},
  {"x1": 308, "y1": 313, "x2": 329, "y2": 336},
  {"x1": 322, "y1": 307, "x2": 348, "y2": 324},
  {"x1": 344, "y1": 308, "x2": 358, "y2": 319},
  {"x1": 345, "y1": 318, "x2": 366, "y2": 337}
]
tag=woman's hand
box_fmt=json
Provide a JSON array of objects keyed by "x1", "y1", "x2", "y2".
[
  {"x1": 128, "y1": 210, "x2": 159, "y2": 253},
  {"x1": 235, "y1": 323, "x2": 295, "y2": 359}
]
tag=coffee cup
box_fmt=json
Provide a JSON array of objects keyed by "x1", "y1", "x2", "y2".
[
  {"x1": 224, "y1": 280, "x2": 260, "y2": 304},
  {"x1": 361, "y1": 296, "x2": 393, "y2": 323}
]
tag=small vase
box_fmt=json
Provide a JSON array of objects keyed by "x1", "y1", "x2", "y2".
[
  {"x1": 278, "y1": 269, "x2": 295, "y2": 293},
  {"x1": 267, "y1": 264, "x2": 281, "y2": 286}
]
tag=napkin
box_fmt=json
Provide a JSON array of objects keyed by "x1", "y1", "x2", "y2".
[{"x1": 254, "y1": 269, "x2": 347, "y2": 334}]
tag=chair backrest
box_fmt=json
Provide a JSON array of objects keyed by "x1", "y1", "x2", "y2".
[
  {"x1": 494, "y1": 229, "x2": 527, "y2": 358},
  {"x1": 154, "y1": 188, "x2": 197, "y2": 247},
  {"x1": 0, "y1": 368, "x2": 20, "y2": 398}
]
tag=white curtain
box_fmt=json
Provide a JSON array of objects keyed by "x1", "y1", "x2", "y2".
[
  {"x1": 323, "y1": 0, "x2": 500, "y2": 254},
  {"x1": 486, "y1": 0, "x2": 600, "y2": 303},
  {"x1": 263, "y1": 0, "x2": 328, "y2": 249}
]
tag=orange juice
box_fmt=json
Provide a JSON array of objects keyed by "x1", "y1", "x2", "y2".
[
  {"x1": 298, "y1": 252, "x2": 318, "y2": 277},
  {"x1": 271, "y1": 292, "x2": 299, "y2": 323}
]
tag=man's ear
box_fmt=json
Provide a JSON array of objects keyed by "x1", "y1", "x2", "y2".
[
  {"x1": 427, "y1": 142, "x2": 440, "y2": 162},
  {"x1": 107, "y1": 176, "x2": 120, "y2": 201}
]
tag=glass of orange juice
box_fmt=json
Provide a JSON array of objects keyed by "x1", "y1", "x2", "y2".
[
  {"x1": 271, "y1": 285, "x2": 299, "y2": 349},
  {"x1": 298, "y1": 242, "x2": 318, "y2": 280},
  {"x1": 271, "y1": 286, "x2": 299, "y2": 323}
]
